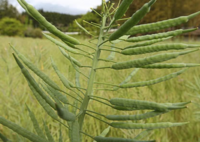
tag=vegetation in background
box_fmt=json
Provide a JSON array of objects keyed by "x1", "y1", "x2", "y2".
[
  {"x1": 0, "y1": 0, "x2": 200, "y2": 142},
  {"x1": 0, "y1": 17, "x2": 24, "y2": 36}
]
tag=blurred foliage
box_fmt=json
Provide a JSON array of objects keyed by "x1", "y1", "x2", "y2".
[
  {"x1": 0, "y1": 0, "x2": 19, "y2": 19},
  {"x1": 0, "y1": 17, "x2": 24, "y2": 36},
  {"x1": 24, "y1": 26, "x2": 43, "y2": 38},
  {"x1": 68, "y1": 12, "x2": 101, "y2": 37}
]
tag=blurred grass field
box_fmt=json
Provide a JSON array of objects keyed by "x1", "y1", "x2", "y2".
[{"x1": 0, "y1": 35, "x2": 200, "y2": 142}]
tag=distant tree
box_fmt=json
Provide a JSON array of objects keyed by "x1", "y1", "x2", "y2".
[
  {"x1": 0, "y1": 17, "x2": 24, "y2": 36},
  {"x1": 68, "y1": 12, "x2": 101, "y2": 36},
  {"x1": 0, "y1": 0, "x2": 19, "y2": 19}
]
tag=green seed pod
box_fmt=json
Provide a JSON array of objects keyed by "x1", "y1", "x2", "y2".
[
  {"x1": 59, "y1": 47, "x2": 81, "y2": 67},
  {"x1": 71, "y1": 120, "x2": 81, "y2": 142},
  {"x1": 28, "y1": 83, "x2": 58, "y2": 120},
  {"x1": 112, "y1": 0, "x2": 135, "y2": 22},
  {"x1": 141, "y1": 63, "x2": 200, "y2": 69},
  {"x1": 13, "y1": 54, "x2": 56, "y2": 110},
  {"x1": 126, "y1": 28, "x2": 197, "y2": 42},
  {"x1": 94, "y1": 136, "x2": 155, "y2": 142},
  {"x1": 43, "y1": 121, "x2": 55, "y2": 142},
  {"x1": 110, "y1": 122, "x2": 188, "y2": 129},
  {"x1": 110, "y1": 98, "x2": 169, "y2": 111},
  {"x1": 55, "y1": 104, "x2": 76, "y2": 121},
  {"x1": 0, "y1": 116, "x2": 48, "y2": 142},
  {"x1": 27, "y1": 106, "x2": 46, "y2": 139},
  {"x1": 124, "y1": 37, "x2": 172, "y2": 49},
  {"x1": 112, "y1": 106, "x2": 138, "y2": 111},
  {"x1": 105, "y1": 110, "x2": 167, "y2": 121},
  {"x1": 120, "y1": 69, "x2": 186, "y2": 88},
  {"x1": 43, "y1": 33, "x2": 79, "y2": 53},
  {"x1": 0, "y1": 132, "x2": 11, "y2": 142},
  {"x1": 121, "y1": 43, "x2": 199, "y2": 55},
  {"x1": 112, "y1": 49, "x2": 197, "y2": 70},
  {"x1": 20, "y1": 0, "x2": 80, "y2": 45},
  {"x1": 109, "y1": 0, "x2": 156, "y2": 41},
  {"x1": 11, "y1": 45, "x2": 60, "y2": 91},
  {"x1": 126, "y1": 11, "x2": 200, "y2": 35},
  {"x1": 51, "y1": 58, "x2": 74, "y2": 89}
]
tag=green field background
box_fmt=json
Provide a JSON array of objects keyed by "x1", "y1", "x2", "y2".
[{"x1": 0, "y1": 36, "x2": 200, "y2": 142}]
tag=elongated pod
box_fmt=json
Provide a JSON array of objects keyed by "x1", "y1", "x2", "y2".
[
  {"x1": 109, "y1": 0, "x2": 156, "y2": 41},
  {"x1": 120, "y1": 69, "x2": 186, "y2": 88},
  {"x1": 0, "y1": 116, "x2": 48, "y2": 142},
  {"x1": 141, "y1": 63, "x2": 200, "y2": 69},
  {"x1": 55, "y1": 104, "x2": 76, "y2": 121},
  {"x1": 106, "y1": 111, "x2": 167, "y2": 121},
  {"x1": 20, "y1": 0, "x2": 80, "y2": 45},
  {"x1": 124, "y1": 37, "x2": 172, "y2": 49},
  {"x1": 43, "y1": 33, "x2": 79, "y2": 54},
  {"x1": 13, "y1": 54, "x2": 56, "y2": 110},
  {"x1": 11, "y1": 45, "x2": 60, "y2": 91},
  {"x1": 112, "y1": 49, "x2": 198, "y2": 70},
  {"x1": 94, "y1": 136, "x2": 155, "y2": 142},
  {"x1": 110, "y1": 0, "x2": 135, "y2": 25},
  {"x1": 126, "y1": 11, "x2": 200, "y2": 35},
  {"x1": 126, "y1": 28, "x2": 197, "y2": 43},
  {"x1": 71, "y1": 120, "x2": 81, "y2": 142},
  {"x1": 110, "y1": 98, "x2": 169, "y2": 111},
  {"x1": 121, "y1": 43, "x2": 199, "y2": 55},
  {"x1": 110, "y1": 122, "x2": 188, "y2": 129}
]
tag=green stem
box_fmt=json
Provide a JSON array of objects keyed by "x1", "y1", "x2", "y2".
[
  {"x1": 86, "y1": 113, "x2": 110, "y2": 125},
  {"x1": 90, "y1": 97, "x2": 113, "y2": 108},
  {"x1": 78, "y1": 15, "x2": 107, "y2": 131},
  {"x1": 94, "y1": 82, "x2": 119, "y2": 87}
]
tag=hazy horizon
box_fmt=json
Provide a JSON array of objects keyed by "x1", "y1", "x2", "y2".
[{"x1": 8, "y1": 0, "x2": 107, "y2": 15}]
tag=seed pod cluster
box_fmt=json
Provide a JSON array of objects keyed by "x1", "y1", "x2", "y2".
[
  {"x1": 112, "y1": 49, "x2": 197, "y2": 70},
  {"x1": 121, "y1": 43, "x2": 199, "y2": 55},
  {"x1": 109, "y1": 0, "x2": 156, "y2": 41},
  {"x1": 126, "y1": 28, "x2": 197, "y2": 43},
  {"x1": 126, "y1": 11, "x2": 200, "y2": 35}
]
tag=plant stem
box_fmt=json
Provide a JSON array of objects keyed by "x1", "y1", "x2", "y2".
[{"x1": 78, "y1": 14, "x2": 107, "y2": 132}]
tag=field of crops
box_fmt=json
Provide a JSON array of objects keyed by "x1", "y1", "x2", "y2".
[{"x1": 0, "y1": 36, "x2": 200, "y2": 142}]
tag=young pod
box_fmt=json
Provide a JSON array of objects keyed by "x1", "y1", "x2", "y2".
[
  {"x1": 126, "y1": 28, "x2": 197, "y2": 43},
  {"x1": 112, "y1": 49, "x2": 197, "y2": 70},
  {"x1": 55, "y1": 104, "x2": 76, "y2": 121},
  {"x1": 120, "y1": 69, "x2": 186, "y2": 88},
  {"x1": 121, "y1": 43, "x2": 199, "y2": 55},
  {"x1": 124, "y1": 37, "x2": 172, "y2": 49},
  {"x1": 43, "y1": 33, "x2": 79, "y2": 54},
  {"x1": 11, "y1": 45, "x2": 60, "y2": 91},
  {"x1": 20, "y1": 0, "x2": 80, "y2": 45},
  {"x1": 109, "y1": 0, "x2": 156, "y2": 41},
  {"x1": 0, "y1": 116, "x2": 48, "y2": 142},
  {"x1": 110, "y1": 98, "x2": 169, "y2": 112},
  {"x1": 105, "y1": 111, "x2": 167, "y2": 121},
  {"x1": 112, "y1": 105, "x2": 138, "y2": 111},
  {"x1": 140, "y1": 63, "x2": 200, "y2": 69},
  {"x1": 13, "y1": 54, "x2": 56, "y2": 110},
  {"x1": 110, "y1": 122, "x2": 188, "y2": 129},
  {"x1": 70, "y1": 120, "x2": 81, "y2": 142},
  {"x1": 111, "y1": 0, "x2": 135, "y2": 23},
  {"x1": 126, "y1": 11, "x2": 200, "y2": 35},
  {"x1": 94, "y1": 136, "x2": 155, "y2": 142}
]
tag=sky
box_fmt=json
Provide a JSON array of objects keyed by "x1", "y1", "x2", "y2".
[{"x1": 8, "y1": 0, "x2": 106, "y2": 15}]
